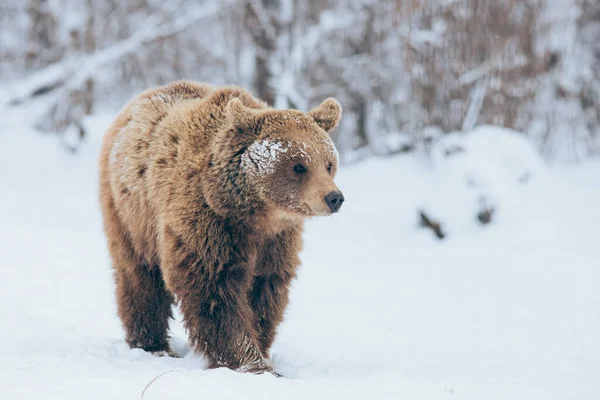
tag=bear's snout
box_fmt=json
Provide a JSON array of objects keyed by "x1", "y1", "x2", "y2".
[{"x1": 324, "y1": 191, "x2": 345, "y2": 213}]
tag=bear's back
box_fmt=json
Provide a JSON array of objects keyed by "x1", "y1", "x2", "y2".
[
  {"x1": 105, "y1": 81, "x2": 212, "y2": 200},
  {"x1": 100, "y1": 81, "x2": 213, "y2": 263}
]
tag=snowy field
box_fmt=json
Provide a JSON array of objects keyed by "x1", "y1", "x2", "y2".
[{"x1": 1, "y1": 107, "x2": 599, "y2": 399}]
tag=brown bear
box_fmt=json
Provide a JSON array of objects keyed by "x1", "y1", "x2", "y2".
[{"x1": 98, "y1": 80, "x2": 344, "y2": 375}]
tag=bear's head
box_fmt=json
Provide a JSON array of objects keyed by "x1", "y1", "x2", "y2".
[{"x1": 204, "y1": 96, "x2": 344, "y2": 220}]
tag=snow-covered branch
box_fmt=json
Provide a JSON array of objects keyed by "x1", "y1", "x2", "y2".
[{"x1": 6, "y1": 1, "x2": 231, "y2": 107}]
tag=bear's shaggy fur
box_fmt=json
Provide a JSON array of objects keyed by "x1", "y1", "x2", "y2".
[{"x1": 99, "y1": 81, "x2": 343, "y2": 374}]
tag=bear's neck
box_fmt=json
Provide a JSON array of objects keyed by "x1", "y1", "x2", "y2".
[{"x1": 251, "y1": 206, "x2": 304, "y2": 238}]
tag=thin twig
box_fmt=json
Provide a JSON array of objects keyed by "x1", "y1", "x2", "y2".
[{"x1": 141, "y1": 369, "x2": 183, "y2": 399}]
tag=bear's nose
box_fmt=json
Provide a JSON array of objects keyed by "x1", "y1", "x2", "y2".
[{"x1": 324, "y1": 191, "x2": 345, "y2": 213}]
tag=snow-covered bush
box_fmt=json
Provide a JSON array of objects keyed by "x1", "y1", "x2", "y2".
[{"x1": 419, "y1": 126, "x2": 547, "y2": 238}]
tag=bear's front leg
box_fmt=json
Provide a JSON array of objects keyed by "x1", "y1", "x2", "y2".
[
  {"x1": 161, "y1": 224, "x2": 272, "y2": 374},
  {"x1": 251, "y1": 228, "x2": 301, "y2": 358}
]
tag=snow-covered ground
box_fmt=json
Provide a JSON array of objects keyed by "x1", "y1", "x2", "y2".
[{"x1": 1, "y1": 108, "x2": 599, "y2": 399}]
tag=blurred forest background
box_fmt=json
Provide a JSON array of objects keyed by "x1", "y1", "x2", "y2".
[{"x1": 1, "y1": 0, "x2": 600, "y2": 162}]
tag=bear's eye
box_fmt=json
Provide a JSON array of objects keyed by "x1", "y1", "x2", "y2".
[
  {"x1": 293, "y1": 163, "x2": 307, "y2": 174},
  {"x1": 327, "y1": 162, "x2": 333, "y2": 173}
]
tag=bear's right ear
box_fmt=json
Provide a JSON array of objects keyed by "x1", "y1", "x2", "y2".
[
  {"x1": 225, "y1": 98, "x2": 263, "y2": 136},
  {"x1": 308, "y1": 98, "x2": 342, "y2": 133}
]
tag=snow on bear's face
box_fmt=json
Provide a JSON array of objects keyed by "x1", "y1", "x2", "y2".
[{"x1": 228, "y1": 98, "x2": 344, "y2": 217}]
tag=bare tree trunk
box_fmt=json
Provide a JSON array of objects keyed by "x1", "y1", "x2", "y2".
[
  {"x1": 244, "y1": 0, "x2": 279, "y2": 105},
  {"x1": 355, "y1": 101, "x2": 369, "y2": 149},
  {"x1": 26, "y1": 0, "x2": 59, "y2": 69},
  {"x1": 81, "y1": 0, "x2": 96, "y2": 116}
]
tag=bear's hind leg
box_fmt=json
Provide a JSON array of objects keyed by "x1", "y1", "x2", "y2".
[
  {"x1": 101, "y1": 190, "x2": 174, "y2": 355},
  {"x1": 115, "y1": 264, "x2": 174, "y2": 355}
]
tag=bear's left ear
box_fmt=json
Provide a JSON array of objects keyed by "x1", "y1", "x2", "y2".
[
  {"x1": 225, "y1": 98, "x2": 263, "y2": 136},
  {"x1": 308, "y1": 98, "x2": 342, "y2": 133}
]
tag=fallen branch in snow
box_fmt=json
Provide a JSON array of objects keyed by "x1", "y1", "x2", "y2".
[
  {"x1": 7, "y1": 80, "x2": 64, "y2": 106},
  {"x1": 418, "y1": 210, "x2": 445, "y2": 240},
  {"x1": 141, "y1": 369, "x2": 183, "y2": 399}
]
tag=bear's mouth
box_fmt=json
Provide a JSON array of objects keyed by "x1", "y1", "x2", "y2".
[{"x1": 302, "y1": 202, "x2": 331, "y2": 217}]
